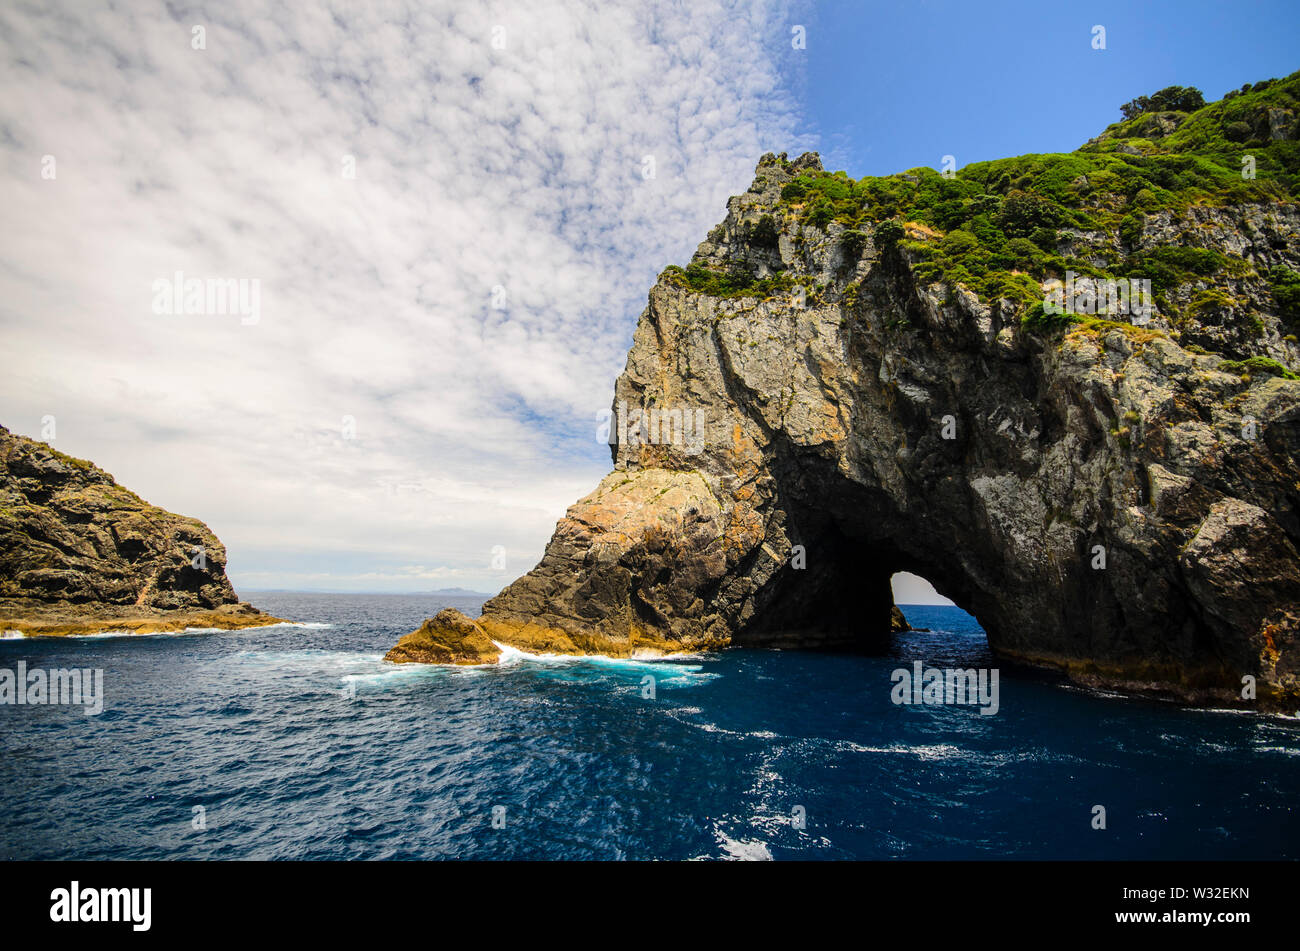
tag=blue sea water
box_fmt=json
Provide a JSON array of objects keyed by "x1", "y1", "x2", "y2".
[{"x1": 0, "y1": 594, "x2": 1296, "y2": 860}]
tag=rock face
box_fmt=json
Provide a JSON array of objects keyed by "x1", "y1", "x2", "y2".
[
  {"x1": 0, "y1": 425, "x2": 282, "y2": 635},
  {"x1": 389, "y1": 92, "x2": 1300, "y2": 709},
  {"x1": 386, "y1": 609, "x2": 502, "y2": 665}
]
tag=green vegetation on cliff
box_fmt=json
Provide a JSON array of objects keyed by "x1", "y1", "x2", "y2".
[
  {"x1": 775, "y1": 71, "x2": 1298, "y2": 231},
  {"x1": 671, "y1": 71, "x2": 1300, "y2": 369},
  {"x1": 660, "y1": 262, "x2": 798, "y2": 299}
]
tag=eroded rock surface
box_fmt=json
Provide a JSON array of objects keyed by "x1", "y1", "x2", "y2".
[
  {"x1": 0, "y1": 425, "x2": 283, "y2": 635},
  {"x1": 386, "y1": 608, "x2": 502, "y2": 665}
]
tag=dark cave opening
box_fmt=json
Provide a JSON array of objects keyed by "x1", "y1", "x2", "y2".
[{"x1": 736, "y1": 443, "x2": 1001, "y2": 653}]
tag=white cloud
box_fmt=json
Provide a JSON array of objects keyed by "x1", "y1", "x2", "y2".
[
  {"x1": 891, "y1": 572, "x2": 957, "y2": 607},
  {"x1": 0, "y1": 0, "x2": 810, "y2": 593}
]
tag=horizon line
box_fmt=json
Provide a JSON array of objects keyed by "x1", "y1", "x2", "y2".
[{"x1": 238, "y1": 588, "x2": 964, "y2": 607}]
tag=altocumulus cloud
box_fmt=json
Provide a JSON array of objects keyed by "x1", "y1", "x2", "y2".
[{"x1": 0, "y1": 0, "x2": 810, "y2": 592}]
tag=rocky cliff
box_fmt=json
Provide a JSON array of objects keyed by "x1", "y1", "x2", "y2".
[
  {"x1": 388, "y1": 75, "x2": 1300, "y2": 709},
  {"x1": 0, "y1": 425, "x2": 282, "y2": 635}
]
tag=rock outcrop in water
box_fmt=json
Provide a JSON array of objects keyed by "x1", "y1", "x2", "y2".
[
  {"x1": 389, "y1": 76, "x2": 1300, "y2": 709},
  {"x1": 0, "y1": 425, "x2": 283, "y2": 635}
]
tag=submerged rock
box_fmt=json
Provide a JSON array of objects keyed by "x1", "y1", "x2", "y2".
[
  {"x1": 392, "y1": 96, "x2": 1300, "y2": 709},
  {"x1": 0, "y1": 425, "x2": 283, "y2": 635}
]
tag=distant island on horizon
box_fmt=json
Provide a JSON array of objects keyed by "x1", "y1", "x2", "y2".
[{"x1": 237, "y1": 587, "x2": 495, "y2": 598}]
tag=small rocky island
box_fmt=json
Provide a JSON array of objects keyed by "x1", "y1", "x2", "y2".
[
  {"x1": 0, "y1": 425, "x2": 283, "y2": 636},
  {"x1": 388, "y1": 78, "x2": 1300, "y2": 711}
]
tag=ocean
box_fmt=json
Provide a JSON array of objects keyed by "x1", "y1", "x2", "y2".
[{"x1": 1, "y1": 594, "x2": 1296, "y2": 860}]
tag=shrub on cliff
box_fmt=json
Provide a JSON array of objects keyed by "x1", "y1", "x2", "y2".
[
  {"x1": 997, "y1": 237, "x2": 1047, "y2": 272},
  {"x1": 840, "y1": 229, "x2": 869, "y2": 259},
  {"x1": 661, "y1": 263, "x2": 800, "y2": 300},
  {"x1": 997, "y1": 189, "x2": 1063, "y2": 237},
  {"x1": 749, "y1": 214, "x2": 780, "y2": 249},
  {"x1": 1271, "y1": 265, "x2": 1300, "y2": 332},
  {"x1": 1218, "y1": 356, "x2": 1300, "y2": 380},
  {"x1": 1119, "y1": 85, "x2": 1206, "y2": 120},
  {"x1": 874, "y1": 220, "x2": 905, "y2": 246},
  {"x1": 1021, "y1": 300, "x2": 1080, "y2": 332}
]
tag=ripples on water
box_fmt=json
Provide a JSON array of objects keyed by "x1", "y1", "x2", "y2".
[{"x1": 0, "y1": 594, "x2": 1295, "y2": 860}]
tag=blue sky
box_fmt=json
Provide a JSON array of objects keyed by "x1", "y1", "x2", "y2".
[
  {"x1": 802, "y1": 0, "x2": 1300, "y2": 178},
  {"x1": 0, "y1": 0, "x2": 1293, "y2": 603}
]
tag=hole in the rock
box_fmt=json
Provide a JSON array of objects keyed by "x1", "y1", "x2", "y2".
[
  {"x1": 890, "y1": 571, "x2": 955, "y2": 619},
  {"x1": 890, "y1": 571, "x2": 983, "y2": 635},
  {"x1": 889, "y1": 571, "x2": 993, "y2": 667}
]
